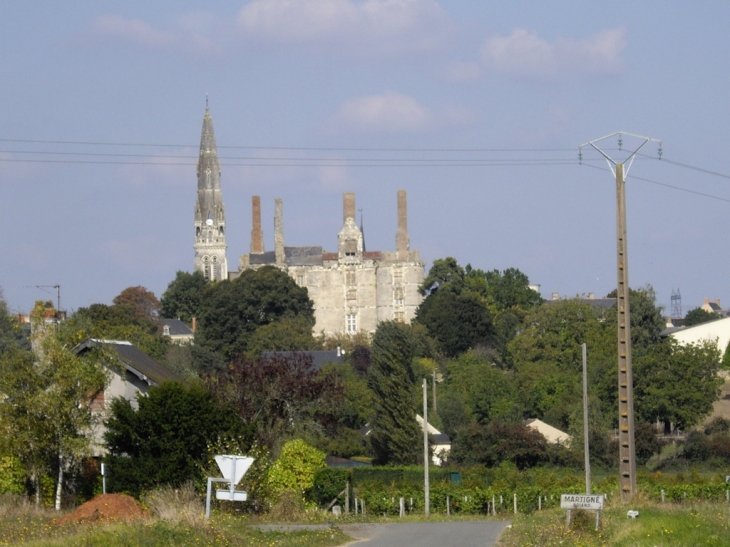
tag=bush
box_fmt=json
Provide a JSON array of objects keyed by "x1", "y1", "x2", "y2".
[
  {"x1": 143, "y1": 482, "x2": 205, "y2": 526},
  {"x1": 308, "y1": 468, "x2": 350, "y2": 507}
]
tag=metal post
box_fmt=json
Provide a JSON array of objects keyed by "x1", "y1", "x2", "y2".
[
  {"x1": 423, "y1": 378, "x2": 430, "y2": 517},
  {"x1": 582, "y1": 343, "x2": 591, "y2": 495},
  {"x1": 205, "y1": 477, "x2": 213, "y2": 519}
]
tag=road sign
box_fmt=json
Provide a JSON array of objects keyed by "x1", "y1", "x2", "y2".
[
  {"x1": 216, "y1": 490, "x2": 248, "y2": 501},
  {"x1": 214, "y1": 455, "x2": 254, "y2": 486},
  {"x1": 560, "y1": 494, "x2": 604, "y2": 510}
]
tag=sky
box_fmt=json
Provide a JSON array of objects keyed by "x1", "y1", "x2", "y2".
[{"x1": 2, "y1": 1, "x2": 730, "y2": 317}]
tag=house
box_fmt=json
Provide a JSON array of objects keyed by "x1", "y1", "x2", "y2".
[
  {"x1": 701, "y1": 298, "x2": 725, "y2": 316},
  {"x1": 666, "y1": 316, "x2": 730, "y2": 358},
  {"x1": 360, "y1": 414, "x2": 451, "y2": 466},
  {"x1": 160, "y1": 318, "x2": 194, "y2": 344},
  {"x1": 261, "y1": 350, "x2": 346, "y2": 370},
  {"x1": 73, "y1": 339, "x2": 185, "y2": 455},
  {"x1": 525, "y1": 418, "x2": 571, "y2": 445}
]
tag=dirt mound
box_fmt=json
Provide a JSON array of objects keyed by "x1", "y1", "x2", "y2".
[{"x1": 55, "y1": 493, "x2": 147, "y2": 525}]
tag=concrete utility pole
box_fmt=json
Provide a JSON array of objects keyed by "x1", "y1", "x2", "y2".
[
  {"x1": 582, "y1": 343, "x2": 591, "y2": 495},
  {"x1": 579, "y1": 132, "x2": 661, "y2": 501},
  {"x1": 423, "y1": 378, "x2": 430, "y2": 517}
]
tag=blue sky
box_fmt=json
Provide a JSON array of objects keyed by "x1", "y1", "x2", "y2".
[{"x1": 2, "y1": 1, "x2": 730, "y2": 316}]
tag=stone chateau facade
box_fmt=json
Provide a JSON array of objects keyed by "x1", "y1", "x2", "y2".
[{"x1": 193, "y1": 107, "x2": 424, "y2": 334}]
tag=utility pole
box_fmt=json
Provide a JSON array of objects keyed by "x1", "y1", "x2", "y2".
[
  {"x1": 582, "y1": 343, "x2": 591, "y2": 495},
  {"x1": 423, "y1": 378, "x2": 430, "y2": 517},
  {"x1": 579, "y1": 132, "x2": 661, "y2": 501}
]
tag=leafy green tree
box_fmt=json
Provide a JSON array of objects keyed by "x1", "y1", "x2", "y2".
[
  {"x1": 440, "y1": 350, "x2": 522, "y2": 428},
  {"x1": 684, "y1": 307, "x2": 719, "y2": 327},
  {"x1": 266, "y1": 439, "x2": 325, "y2": 501},
  {"x1": 507, "y1": 299, "x2": 612, "y2": 429},
  {"x1": 245, "y1": 316, "x2": 320, "y2": 357},
  {"x1": 465, "y1": 266, "x2": 543, "y2": 312},
  {"x1": 449, "y1": 421, "x2": 548, "y2": 469},
  {"x1": 0, "y1": 330, "x2": 107, "y2": 509},
  {"x1": 368, "y1": 321, "x2": 421, "y2": 465},
  {"x1": 197, "y1": 266, "x2": 314, "y2": 361},
  {"x1": 418, "y1": 257, "x2": 464, "y2": 295},
  {"x1": 0, "y1": 289, "x2": 29, "y2": 354},
  {"x1": 415, "y1": 289, "x2": 495, "y2": 357},
  {"x1": 605, "y1": 286, "x2": 665, "y2": 357},
  {"x1": 104, "y1": 382, "x2": 243, "y2": 497},
  {"x1": 634, "y1": 338, "x2": 722, "y2": 430},
  {"x1": 160, "y1": 271, "x2": 209, "y2": 323}
]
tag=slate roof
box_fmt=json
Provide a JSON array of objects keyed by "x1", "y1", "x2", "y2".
[
  {"x1": 160, "y1": 318, "x2": 193, "y2": 336},
  {"x1": 261, "y1": 350, "x2": 345, "y2": 370},
  {"x1": 74, "y1": 339, "x2": 184, "y2": 386}
]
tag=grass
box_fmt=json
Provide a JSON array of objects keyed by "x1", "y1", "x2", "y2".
[{"x1": 497, "y1": 500, "x2": 730, "y2": 547}]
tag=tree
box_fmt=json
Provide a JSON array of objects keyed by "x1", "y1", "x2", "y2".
[
  {"x1": 0, "y1": 289, "x2": 29, "y2": 354},
  {"x1": 440, "y1": 350, "x2": 522, "y2": 427},
  {"x1": 104, "y1": 382, "x2": 243, "y2": 497},
  {"x1": 507, "y1": 299, "x2": 613, "y2": 429},
  {"x1": 418, "y1": 257, "x2": 464, "y2": 295},
  {"x1": 465, "y1": 266, "x2": 543, "y2": 312},
  {"x1": 415, "y1": 289, "x2": 495, "y2": 357},
  {"x1": 112, "y1": 286, "x2": 160, "y2": 323},
  {"x1": 605, "y1": 286, "x2": 665, "y2": 357},
  {"x1": 634, "y1": 338, "x2": 722, "y2": 430},
  {"x1": 368, "y1": 321, "x2": 421, "y2": 465},
  {"x1": 196, "y1": 266, "x2": 315, "y2": 361},
  {"x1": 245, "y1": 316, "x2": 320, "y2": 357},
  {"x1": 449, "y1": 421, "x2": 548, "y2": 469},
  {"x1": 160, "y1": 271, "x2": 209, "y2": 323},
  {"x1": 0, "y1": 330, "x2": 107, "y2": 509},
  {"x1": 684, "y1": 307, "x2": 719, "y2": 327},
  {"x1": 206, "y1": 353, "x2": 340, "y2": 449},
  {"x1": 266, "y1": 439, "x2": 325, "y2": 501}
]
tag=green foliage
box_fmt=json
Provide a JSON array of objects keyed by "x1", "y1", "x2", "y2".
[
  {"x1": 465, "y1": 266, "x2": 543, "y2": 312},
  {"x1": 104, "y1": 382, "x2": 244, "y2": 497},
  {"x1": 605, "y1": 285, "x2": 665, "y2": 356},
  {"x1": 634, "y1": 338, "x2": 722, "y2": 430},
  {"x1": 267, "y1": 439, "x2": 326, "y2": 501},
  {"x1": 0, "y1": 455, "x2": 25, "y2": 495},
  {"x1": 245, "y1": 316, "x2": 320, "y2": 356},
  {"x1": 418, "y1": 257, "x2": 464, "y2": 295},
  {"x1": 112, "y1": 286, "x2": 160, "y2": 323},
  {"x1": 0, "y1": 290, "x2": 29, "y2": 354},
  {"x1": 415, "y1": 289, "x2": 495, "y2": 357},
  {"x1": 308, "y1": 467, "x2": 351, "y2": 506},
  {"x1": 160, "y1": 270, "x2": 209, "y2": 323},
  {"x1": 684, "y1": 306, "x2": 719, "y2": 327},
  {"x1": 196, "y1": 266, "x2": 315, "y2": 361},
  {"x1": 449, "y1": 421, "x2": 549, "y2": 469},
  {"x1": 368, "y1": 321, "x2": 421, "y2": 465}
]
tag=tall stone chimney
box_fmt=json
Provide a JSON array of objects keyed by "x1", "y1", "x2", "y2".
[
  {"x1": 250, "y1": 196, "x2": 264, "y2": 254},
  {"x1": 274, "y1": 198, "x2": 285, "y2": 265},
  {"x1": 343, "y1": 192, "x2": 355, "y2": 224},
  {"x1": 396, "y1": 189, "x2": 409, "y2": 260}
]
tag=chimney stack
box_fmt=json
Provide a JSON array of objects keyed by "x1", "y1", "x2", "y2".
[
  {"x1": 274, "y1": 198, "x2": 285, "y2": 265},
  {"x1": 396, "y1": 190, "x2": 409, "y2": 260},
  {"x1": 343, "y1": 192, "x2": 355, "y2": 224},
  {"x1": 251, "y1": 196, "x2": 264, "y2": 254}
]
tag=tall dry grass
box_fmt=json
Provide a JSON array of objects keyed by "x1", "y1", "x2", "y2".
[{"x1": 142, "y1": 482, "x2": 206, "y2": 527}]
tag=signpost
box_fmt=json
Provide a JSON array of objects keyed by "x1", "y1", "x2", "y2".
[
  {"x1": 561, "y1": 494, "x2": 604, "y2": 529},
  {"x1": 205, "y1": 455, "x2": 255, "y2": 519}
]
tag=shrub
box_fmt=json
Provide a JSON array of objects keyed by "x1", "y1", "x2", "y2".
[{"x1": 143, "y1": 482, "x2": 205, "y2": 527}]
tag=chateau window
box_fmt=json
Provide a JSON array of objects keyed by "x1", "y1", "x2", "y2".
[
  {"x1": 346, "y1": 314, "x2": 357, "y2": 333},
  {"x1": 346, "y1": 272, "x2": 356, "y2": 286},
  {"x1": 212, "y1": 256, "x2": 219, "y2": 281},
  {"x1": 297, "y1": 274, "x2": 304, "y2": 286},
  {"x1": 394, "y1": 287, "x2": 405, "y2": 307},
  {"x1": 203, "y1": 256, "x2": 210, "y2": 280},
  {"x1": 394, "y1": 311, "x2": 405, "y2": 323}
]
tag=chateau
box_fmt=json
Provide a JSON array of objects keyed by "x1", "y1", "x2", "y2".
[{"x1": 193, "y1": 107, "x2": 424, "y2": 334}]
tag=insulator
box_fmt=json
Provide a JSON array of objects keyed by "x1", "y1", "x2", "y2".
[
  {"x1": 618, "y1": 134, "x2": 623, "y2": 150},
  {"x1": 578, "y1": 150, "x2": 583, "y2": 164}
]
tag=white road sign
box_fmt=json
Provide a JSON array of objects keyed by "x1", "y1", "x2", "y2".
[{"x1": 560, "y1": 494, "x2": 604, "y2": 510}]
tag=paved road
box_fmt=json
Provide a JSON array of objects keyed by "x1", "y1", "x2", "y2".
[{"x1": 256, "y1": 521, "x2": 510, "y2": 547}]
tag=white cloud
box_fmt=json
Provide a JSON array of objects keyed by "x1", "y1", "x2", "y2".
[
  {"x1": 481, "y1": 27, "x2": 627, "y2": 79},
  {"x1": 334, "y1": 92, "x2": 433, "y2": 133},
  {"x1": 237, "y1": 0, "x2": 450, "y2": 54},
  {"x1": 89, "y1": 14, "x2": 216, "y2": 52}
]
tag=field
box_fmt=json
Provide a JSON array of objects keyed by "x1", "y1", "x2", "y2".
[{"x1": 497, "y1": 500, "x2": 730, "y2": 547}]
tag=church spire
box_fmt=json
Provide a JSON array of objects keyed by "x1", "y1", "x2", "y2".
[{"x1": 193, "y1": 103, "x2": 228, "y2": 281}]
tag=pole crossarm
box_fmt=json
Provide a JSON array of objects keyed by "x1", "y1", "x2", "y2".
[{"x1": 579, "y1": 132, "x2": 662, "y2": 179}]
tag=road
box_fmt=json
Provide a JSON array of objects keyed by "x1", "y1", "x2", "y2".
[{"x1": 256, "y1": 521, "x2": 510, "y2": 547}]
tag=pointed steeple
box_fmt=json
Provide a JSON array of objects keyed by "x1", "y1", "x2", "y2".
[{"x1": 193, "y1": 103, "x2": 228, "y2": 281}]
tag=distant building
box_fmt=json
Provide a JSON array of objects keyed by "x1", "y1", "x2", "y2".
[
  {"x1": 701, "y1": 298, "x2": 725, "y2": 316},
  {"x1": 160, "y1": 318, "x2": 194, "y2": 344},
  {"x1": 525, "y1": 418, "x2": 571, "y2": 445},
  {"x1": 665, "y1": 316, "x2": 730, "y2": 359},
  {"x1": 546, "y1": 292, "x2": 616, "y2": 312},
  {"x1": 74, "y1": 339, "x2": 185, "y2": 455},
  {"x1": 236, "y1": 192, "x2": 425, "y2": 335}
]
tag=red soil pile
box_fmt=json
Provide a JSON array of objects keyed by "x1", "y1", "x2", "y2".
[{"x1": 55, "y1": 493, "x2": 147, "y2": 525}]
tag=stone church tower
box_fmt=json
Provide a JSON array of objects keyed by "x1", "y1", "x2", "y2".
[{"x1": 193, "y1": 105, "x2": 228, "y2": 280}]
